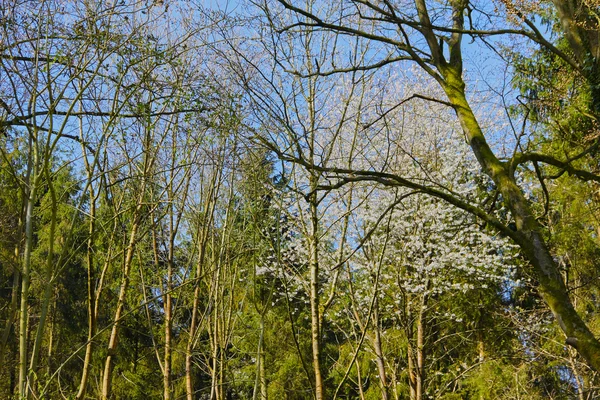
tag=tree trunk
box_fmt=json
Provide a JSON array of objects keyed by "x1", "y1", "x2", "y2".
[
  {"x1": 163, "y1": 259, "x2": 173, "y2": 400},
  {"x1": 19, "y1": 162, "x2": 39, "y2": 399},
  {"x1": 355, "y1": 355, "x2": 366, "y2": 400},
  {"x1": 253, "y1": 316, "x2": 267, "y2": 400},
  {"x1": 101, "y1": 210, "x2": 142, "y2": 400},
  {"x1": 210, "y1": 260, "x2": 222, "y2": 400},
  {"x1": 372, "y1": 301, "x2": 389, "y2": 400},
  {"x1": 415, "y1": 303, "x2": 425, "y2": 400},
  {"x1": 163, "y1": 210, "x2": 177, "y2": 400},
  {"x1": 440, "y1": 68, "x2": 600, "y2": 369},
  {"x1": 186, "y1": 168, "x2": 220, "y2": 400},
  {"x1": 186, "y1": 284, "x2": 201, "y2": 400},
  {"x1": 0, "y1": 253, "x2": 20, "y2": 368},
  {"x1": 309, "y1": 174, "x2": 324, "y2": 400},
  {"x1": 407, "y1": 290, "x2": 427, "y2": 400},
  {"x1": 76, "y1": 190, "x2": 97, "y2": 400},
  {"x1": 260, "y1": 328, "x2": 267, "y2": 400},
  {"x1": 28, "y1": 161, "x2": 58, "y2": 387}
]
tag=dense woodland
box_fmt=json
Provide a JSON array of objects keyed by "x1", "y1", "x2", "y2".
[{"x1": 1, "y1": 0, "x2": 600, "y2": 399}]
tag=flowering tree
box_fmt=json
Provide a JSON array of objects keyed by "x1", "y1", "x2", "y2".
[{"x1": 327, "y1": 90, "x2": 515, "y2": 398}]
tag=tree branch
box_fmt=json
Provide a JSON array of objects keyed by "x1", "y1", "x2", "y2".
[
  {"x1": 256, "y1": 132, "x2": 519, "y2": 242},
  {"x1": 512, "y1": 152, "x2": 600, "y2": 183}
]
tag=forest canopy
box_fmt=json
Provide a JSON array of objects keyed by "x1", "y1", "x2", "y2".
[{"x1": 1, "y1": 0, "x2": 600, "y2": 399}]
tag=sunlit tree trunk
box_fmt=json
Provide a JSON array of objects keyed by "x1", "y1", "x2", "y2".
[
  {"x1": 100, "y1": 204, "x2": 143, "y2": 400},
  {"x1": 308, "y1": 171, "x2": 324, "y2": 400},
  {"x1": 372, "y1": 301, "x2": 390, "y2": 400},
  {"x1": 208, "y1": 165, "x2": 239, "y2": 400},
  {"x1": 19, "y1": 134, "x2": 39, "y2": 399},
  {"x1": 252, "y1": 315, "x2": 268, "y2": 400},
  {"x1": 75, "y1": 186, "x2": 97, "y2": 400},
  {"x1": 28, "y1": 150, "x2": 58, "y2": 395},
  {"x1": 163, "y1": 115, "x2": 190, "y2": 400},
  {"x1": 101, "y1": 118, "x2": 158, "y2": 398},
  {"x1": 406, "y1": 285, "x2": 428, "y2": 400},
  {"x1": 163, "y1": 215, "x2": 175, "y2": 400}
]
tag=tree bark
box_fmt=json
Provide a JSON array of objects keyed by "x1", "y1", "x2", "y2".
[
  {"x1": 407, "y1": 291, "x2": 427, "y2": 400},
  {"x1": 163, "y1": 247, "x2": 174, "y2": 400}
]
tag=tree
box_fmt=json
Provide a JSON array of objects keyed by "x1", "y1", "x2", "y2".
[
  {"x1": 224, "y1": 8, "x2": 388, "y2": 396},
  {"x1": 251, "y1": 0, "x2": 600, "y2": 371}
]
